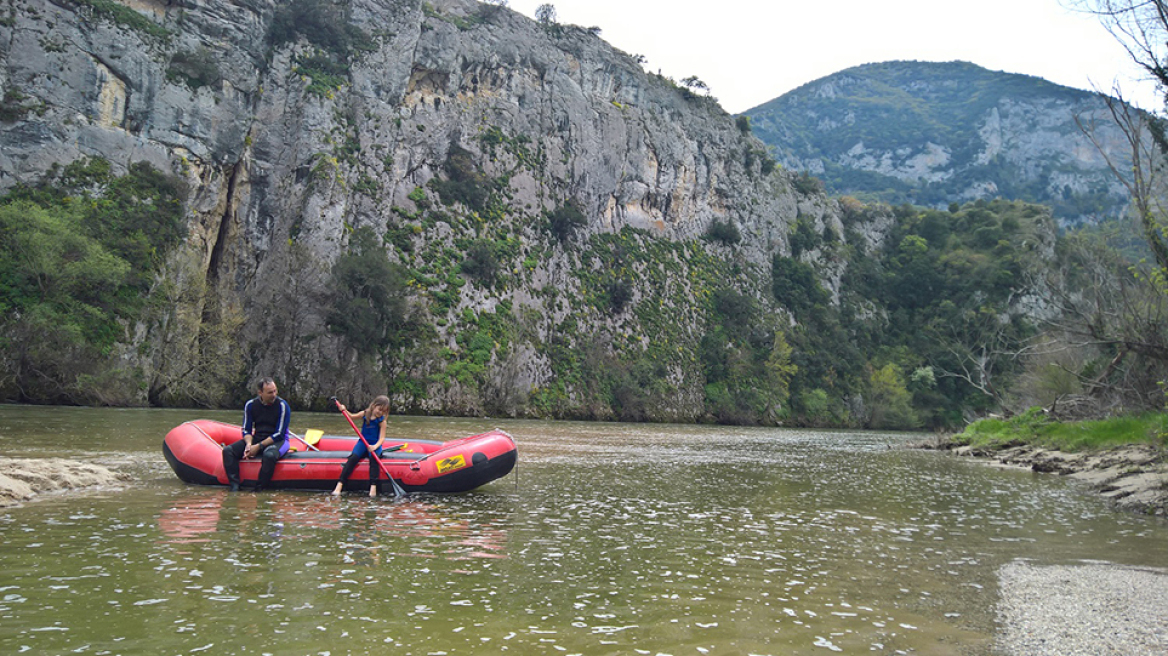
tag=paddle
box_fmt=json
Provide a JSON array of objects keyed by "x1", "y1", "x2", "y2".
[
  {"x1": 330, "y1": 397, "x2": 407, "y2": 497},
  {"x1": 286, "y1": 430, "x2": 320, "y2": 452}
]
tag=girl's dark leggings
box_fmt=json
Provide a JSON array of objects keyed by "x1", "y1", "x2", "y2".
[{"x1": 337, "y1": 452, "x2": 379, "y2": 484}]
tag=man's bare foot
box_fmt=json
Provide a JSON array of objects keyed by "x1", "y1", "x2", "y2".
[
  {"x1": 331, "y1": 482, "x2": 343, "y2": 496},
  {"x1": 369, "y1": 486, "x2": 377, "y2": 497}
]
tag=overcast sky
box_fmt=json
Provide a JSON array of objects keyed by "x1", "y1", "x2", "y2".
[{"x1": 504, "y1": 0, "x2": 1162, "y2": 114}]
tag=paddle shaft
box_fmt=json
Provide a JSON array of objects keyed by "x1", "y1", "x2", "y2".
[{"x1": 337, "y1": 405, "x2": 406, "y2": 497}]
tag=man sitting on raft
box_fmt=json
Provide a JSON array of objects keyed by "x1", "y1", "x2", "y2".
[{"x1": 222, "y1": 378, "x2": 291, "y2": 492}]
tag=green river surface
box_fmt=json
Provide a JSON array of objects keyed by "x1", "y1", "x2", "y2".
[{"x1": 1, "y1": 405, "x2": 1166, "y2": 655}]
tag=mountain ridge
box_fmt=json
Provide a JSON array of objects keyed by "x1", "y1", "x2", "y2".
[{"x1": 744, "y1": 60, "x2": 1132, "y2": 222}]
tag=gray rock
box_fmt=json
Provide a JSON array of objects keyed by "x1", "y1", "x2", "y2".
[{"x1": 0, "y1": 0, "x2": 879, "y2": 414}]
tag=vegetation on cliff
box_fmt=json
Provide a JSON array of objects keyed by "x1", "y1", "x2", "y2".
[
  {"x1": 3, "y1": 146, "x2": 1163, "y2": 431},
  {"x1": 0, "y1": 158, "x2": 186, "y2": 404},
  {"x1": 3, "y1": 0, "x2": 1167, "y2": 433}
]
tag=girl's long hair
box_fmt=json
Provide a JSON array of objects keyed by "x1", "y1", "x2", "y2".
[{"x1": 365, "y1": 395, "x2": 391, "y2": 417}]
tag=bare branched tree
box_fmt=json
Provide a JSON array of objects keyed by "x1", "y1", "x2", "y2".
[
  {"x1": 1058, "y1": 1, "x2": 1168, "y2": 410},
  {"x1": 1077, "y1": 1, "x2": 1168, "y2": 91},
  {"x1": 1030, "y1": 231, "x2": 1168, "y2": 408},
  {"x1": 1074, "y1": 0, "x2": 1168, "y2": 279},
  {"x1": 1076, "y1": 90, "x2": 1168, "y2": 277},
  {"x1": 932, "y1": 301, "x2": 1037, "y2": 414}
]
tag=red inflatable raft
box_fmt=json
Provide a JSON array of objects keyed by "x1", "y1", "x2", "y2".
[{"x1": 163, "y1": 419, "x2": 518, "y2": 494}]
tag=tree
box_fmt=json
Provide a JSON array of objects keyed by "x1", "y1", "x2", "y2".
[
  {"x1": 535, "y1": 3, "x2": 557, "y2": 25},
  {"x1": 1077, "y1": 90, "x2": 1168, "y2": 284},
  {"x1": 461, "y1": 239, "x2": 500, "y2": 284},
  {"x1": 1030, "y1": 230, "x2": 1168, "y2": 410},
  {"x1": 704, "y1": 220, "x2": 741, "y2": 246},
  {"x1": 680, "y1": 76, "x2": 711, "y2": 98},
  {"x1": 1070, "y1": 1, "x2": 1168, "y2": 409},
  {"x1": 1077, "y1": 0, "x2": 1168, "y2": 281},
  {"x1": 548, "y1": 200, "x2": 587, "y2": 241},
  {"x1": 0, "y1": 160, "x2": 186, "y2": 405},
  {"x1": 764, "y1": 329, "x2": 798, "y2": 420},
  {"x1": 0, "y1": 201, "x2": 130, "y2": 402},
  {"x1": 931, "y1": 303, "x2": 1035, "y2": 415},
  {"x1": 478, "y1": 0, "x2": 509, "y2": 19},
  {"x1": 327, "y1": 226, "x2": 413, "y2": 362},
  {"x1": 866, "y1": 364, "x2": 919, "y2": 429}
]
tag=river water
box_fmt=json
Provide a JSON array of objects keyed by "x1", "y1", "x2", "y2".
[{"x1": 0, "y1": 405, "x2": 1165, "y2": 655}]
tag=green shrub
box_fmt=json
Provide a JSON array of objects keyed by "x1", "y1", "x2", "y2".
[
  {"x1": 789, "y1": 218, "x2": 821, "y2": 257},
  {"x1": 64, "y1": 0, "x2": 171, "y2": 41},
  {"x1": 772, "y1": 256, "x2": 828, "y2": 312},
  {"x1": 327, "y1": 226, "x2": 411, "y2": 355},
  {"x1": 430, "y1": 145, "x2": 492, "y2": 212},
  {"x1": 704, "y1": 220, "x2": 741, "y2": 246},
  {"x1": 460, "y1": 239, "x2": 500, "y2": 284},
  {"x1": 268, "y1": 0, "x2": 373, "y2": 59},
  {"x1": 166, "y1": 49, "x2": 222, "y2": 90},
  {"x1": 606, "y1": 278, "x2": 634, "y2": 313},
  {"x1": 295, "y1": 52, "x2": 350, "y2": 96},
  {"x1": 0, "y1": 88, "x2": 31, "y2": 122},
  {"x1": 548, "y1": 200, "x2": 587, "y2": 241},
  {"x1": 793, "y1": 171, "x2": 825, "y2": 195}
]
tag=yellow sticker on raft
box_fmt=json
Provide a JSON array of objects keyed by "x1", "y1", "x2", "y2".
[{"x1": 436, "y1": 454, "x2": 467, "y2": 474}]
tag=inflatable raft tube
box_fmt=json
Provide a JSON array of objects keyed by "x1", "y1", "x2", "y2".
[{"x1": 163, "y1": 419, "x2": 517, "y2": 494}]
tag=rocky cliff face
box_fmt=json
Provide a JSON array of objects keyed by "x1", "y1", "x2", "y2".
[
  {"x1": 2, "y1": 0, "x2": 854, "y2": 416},
  {"x1": 744, "y1": 61, "x2": 1133, "y2": 224}
]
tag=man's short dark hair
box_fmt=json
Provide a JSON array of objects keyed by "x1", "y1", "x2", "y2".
[{"x1": 256, "y1": 377, "x2": 276, "y2": 391}]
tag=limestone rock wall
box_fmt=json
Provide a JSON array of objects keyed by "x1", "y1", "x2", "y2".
[{"x1": 1, "y1": 0, "x2": 867, "y2": 414}]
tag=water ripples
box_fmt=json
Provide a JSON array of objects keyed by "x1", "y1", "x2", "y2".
[{"x1": 1, "y1": 415, "x2": 1166, "y2": 654}]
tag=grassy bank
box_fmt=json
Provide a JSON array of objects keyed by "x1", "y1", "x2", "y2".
[{"x1": 955, "y1": 407, "x2": 1168, "y2": 452}]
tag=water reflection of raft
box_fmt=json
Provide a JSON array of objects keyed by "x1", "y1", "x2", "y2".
[{"x1": 162, "y1": 419, "x2": 518, "y2": 494}]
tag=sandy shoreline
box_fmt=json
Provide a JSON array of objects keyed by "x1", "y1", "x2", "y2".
[{"x1": 0, "y1": 456, "x2": 129, "y2": 506}]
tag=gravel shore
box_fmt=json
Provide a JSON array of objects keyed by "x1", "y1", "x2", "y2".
[{"x1": 997, "y1": 561, "x2": 1168, "y2": 655}]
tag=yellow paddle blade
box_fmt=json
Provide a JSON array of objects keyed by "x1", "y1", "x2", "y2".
[{"x1": 304, "y1": 429, "x2": 324, "y2": 445}]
